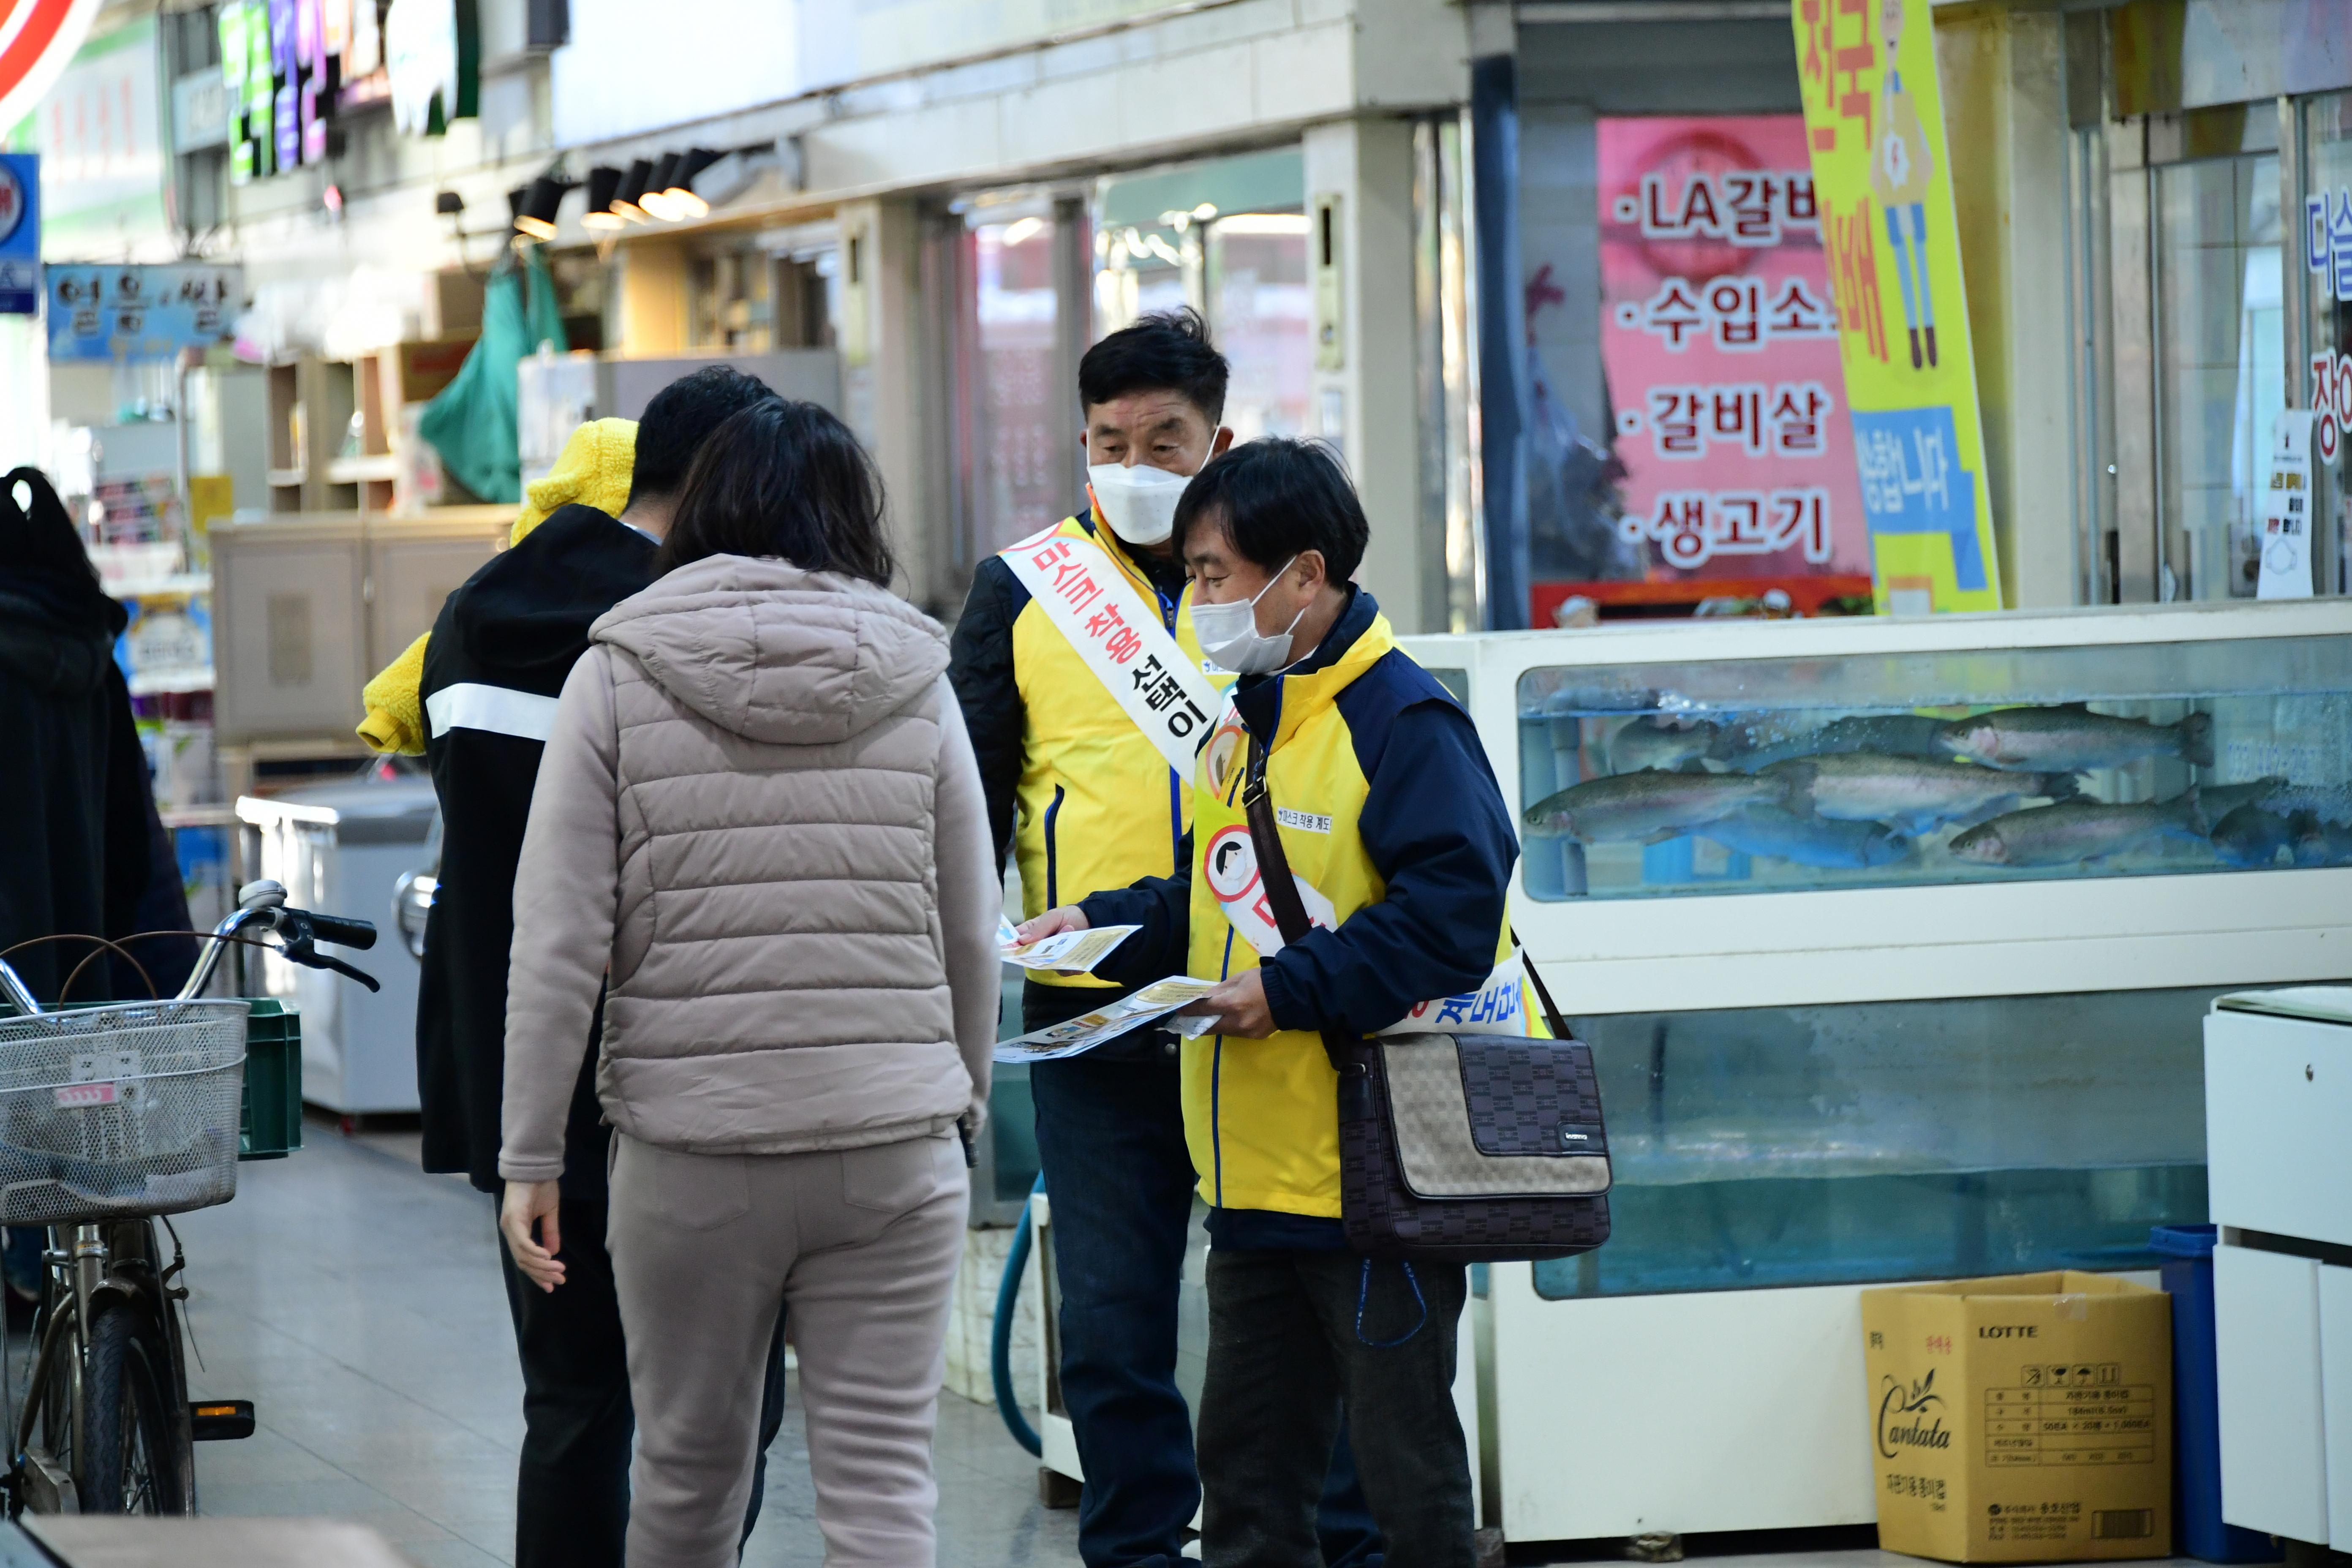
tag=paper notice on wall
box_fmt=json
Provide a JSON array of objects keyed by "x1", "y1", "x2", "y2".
[
  {"x1": 999, "y1": 922, "x2": 1141, "y2": 975},
  {"x1": 2258, "y1": 408, "x2": 2317, "y2": 599},
  {"x1": 992, "y1": 976, "x2": 1221, "y2": 1064}
]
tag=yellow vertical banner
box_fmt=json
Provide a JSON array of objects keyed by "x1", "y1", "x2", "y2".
[{"x1": 1793, "y1": 0, "x2": 2002, "y2": 612}]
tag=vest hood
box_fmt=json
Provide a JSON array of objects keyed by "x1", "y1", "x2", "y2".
[{"x1": 592, "y1": 553, "x2": 947, "y2": 746}]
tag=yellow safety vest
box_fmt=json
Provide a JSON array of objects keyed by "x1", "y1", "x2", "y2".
[
  {"x1": 1180, "y1": 612, "x2": 1517, "y2": 1219},
  {"x1": 1009, "y1": 511, "x2": 1222, "y2": 988}
]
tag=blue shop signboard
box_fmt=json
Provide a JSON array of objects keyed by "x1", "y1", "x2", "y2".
[
  {"x1": 46, "y1": 264, "x2": 242, "y2": 362},
  {"x1": 0, "y1": 155, "x2": 38, "y2": 316}
]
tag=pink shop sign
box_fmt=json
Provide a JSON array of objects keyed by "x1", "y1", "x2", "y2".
[{"x1": 1598, "y1": 115, "x2": 1871, "y2": 579}]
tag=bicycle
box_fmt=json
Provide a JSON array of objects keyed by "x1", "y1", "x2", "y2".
[{"x1": 0, "y1": 880, "x2": 379, "y2": 1516}]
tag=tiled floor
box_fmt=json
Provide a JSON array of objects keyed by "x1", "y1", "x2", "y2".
[
  {"x1": 154, "y1": 1121, "x2": 1082, "y2": 1567},
  {"x1": 38, "y1": 1125, "x2": 2218, "y2": 1568}
]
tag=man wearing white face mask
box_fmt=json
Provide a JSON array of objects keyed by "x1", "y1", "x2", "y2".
[
  {"x1": 1021, "y1": 439, "x2": 1519, "y2": 1568},
  {"x1": 950, "y1": 315, "x2": 1387, "y2": 1568}
]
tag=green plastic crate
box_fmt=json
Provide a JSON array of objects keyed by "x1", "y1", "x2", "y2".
[{"x1": 238, "y1": 999, "x2": 302, "y2": 1160}]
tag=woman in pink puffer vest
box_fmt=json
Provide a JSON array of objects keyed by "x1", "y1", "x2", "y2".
[{"x1": 497, "y1": 399, "x2": 1000, "y2": 1568}]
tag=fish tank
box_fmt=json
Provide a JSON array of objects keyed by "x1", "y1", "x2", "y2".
[
  {"x1": 1516, "y1": 632, "x2": 2352, "y2": 900},
  {"x1": 1532, "y1": 985, "x2": 2219, "y2": 1300}
]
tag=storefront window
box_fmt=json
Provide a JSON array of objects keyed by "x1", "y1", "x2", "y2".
[
  {"x1": 950, "y1": 210, "x2": 1068, "y2": 562},
  {"x1": 2302, "y1": 90, "x2": 2352, "y2": 592},
  {"x1": 1205, "y1": 214, "x2": 1309, "y2": 440},
  {"x1": 2154, "y1": 148, "x2": 2282, "y2": 599},
  {"x1": 1092, "y1": 150, "x2": 1309, "y2": 439},
  {"x1": 687, "y1": 242, "x2": 774, "y2": 351}
]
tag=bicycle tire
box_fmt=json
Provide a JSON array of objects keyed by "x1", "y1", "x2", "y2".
[{"x1": 78, "y1": 1304, "x2": 189, "y2": 1515}]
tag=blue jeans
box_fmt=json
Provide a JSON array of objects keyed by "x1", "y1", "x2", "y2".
[{"x1": 1030, "y1": 1053, "x2": 1384, "y2": 1568}]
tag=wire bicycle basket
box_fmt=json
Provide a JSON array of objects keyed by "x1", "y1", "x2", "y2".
[{"x1": 0, "y1": 999, "x2": 248, "y2": 1227}]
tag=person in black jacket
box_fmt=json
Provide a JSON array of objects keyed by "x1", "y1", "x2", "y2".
[
  {"x1": 0, "y1": 466, "x2": 152, "y2": 1005},
  {"x1": 413, "y1": 368, "x2": 783, "y2": 1568}
]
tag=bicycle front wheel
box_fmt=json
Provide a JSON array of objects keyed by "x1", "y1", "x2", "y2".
[{"x1": 77, "y1": 1304, "x2": 191, "y2": 1515}]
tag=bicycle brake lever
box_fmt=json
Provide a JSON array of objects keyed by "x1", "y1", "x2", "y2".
[{"x1": 280, "y1": 939, "x2": 382, "y2": 993}]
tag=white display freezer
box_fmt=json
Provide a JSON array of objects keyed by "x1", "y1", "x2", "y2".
[
  {"x1": 1394, "y1": 597, "x2": 2352, "y2": 1546},
  {"x1": 2204, "y1": 987, "x2": 2352, "y2": 1551},
  {"x1": 238, "y1": 775, "x2": 437, "y2": 1115}
]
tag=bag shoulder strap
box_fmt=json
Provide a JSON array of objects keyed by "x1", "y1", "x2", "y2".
[
  {"x1": 1509, "y1": 926, "x2": 1575, "y2": 1043},
  {"x1": 1240, "y1": 735, "x2": 1350, "y2": 1072}
]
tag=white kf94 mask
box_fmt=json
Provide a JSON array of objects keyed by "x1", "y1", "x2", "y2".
[
  {"x1": 1192, "y1": 557, "x2": 1307, "y2": 676},
  {"x1": 1087, "y1": 462, "x2": 1190, "y2": 546}
]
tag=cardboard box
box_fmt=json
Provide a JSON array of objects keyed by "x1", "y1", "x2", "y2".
[{"x1": 1861, "y1": 1272, "x2": 2172, "y2": 1563}]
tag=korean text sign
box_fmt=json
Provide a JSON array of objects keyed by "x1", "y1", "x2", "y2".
[
  {"x1": 2305, "y1": 184, "x2": 2352, "y2": 471},
  {"x1": 1792, "y1": 0, "x2": 2003, "y2": 612},
  {"x1": 46, "y1": 263, "x2": 240, "y2": 362},
  {"x1": 1598, "y1": 115, "x2": 1868, "y2": 580}
]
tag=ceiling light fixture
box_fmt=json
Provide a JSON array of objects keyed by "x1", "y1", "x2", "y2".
[
  {"x1": 581, "y1": 165, "x2": 626, "y2": 231},
  {"x1": 612, "y1": 159, "x2": 652, "y2": 223},
  {"x1": 661, "y1": 148, "x2": 720, "y2": 219},
  {"x1": 638, "y1": 153, "x2": 684, "y2": 220},
  {"x1": 514, "y1": 173, "x2": 569, "y2": 240}
]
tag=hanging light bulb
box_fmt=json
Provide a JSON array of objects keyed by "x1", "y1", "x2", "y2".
[{"x1": 514, "y1": 174, "x2": 568, "y2": 240}]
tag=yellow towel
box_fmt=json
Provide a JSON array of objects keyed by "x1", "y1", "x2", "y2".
[{"x1": 356, "y1": 418, "x2": 639, "y2": 754}]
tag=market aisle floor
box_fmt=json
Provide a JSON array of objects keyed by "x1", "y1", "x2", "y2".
[
  {"x1": 155, "y1": 1119, "x2": 1082, "y2": 1568},
  {"x1": 97, "y1": 1124, "x2": 2216, "y2": 1568}
]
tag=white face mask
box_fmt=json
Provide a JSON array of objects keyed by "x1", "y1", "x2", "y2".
[
  {"x1": 1193, "y1": 557, "x2": 1307, "y2": 675},
  {"x1": 1088, "y1": 462, "x2": 1191, "y2": 546}
]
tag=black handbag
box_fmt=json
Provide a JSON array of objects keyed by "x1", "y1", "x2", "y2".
[{"x1": 1241, "y1": 738, "x2": 1612, "y2": 1265}]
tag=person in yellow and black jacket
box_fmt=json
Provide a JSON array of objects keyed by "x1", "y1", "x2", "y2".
[
  {"x1": 1022, "y1": 439, "x2": 1518, "y2": 1568},
  {"x1": 949, "y1": 315, "x2": 1388, "y2": 1568}
]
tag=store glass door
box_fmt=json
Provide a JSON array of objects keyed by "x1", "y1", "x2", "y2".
[
  {"x1": 2153, "y1": 147, "x2": 2284, "y2": 600},
  {"x1": 940, "y1": 202, "x2": 1086, "y2": 574}
]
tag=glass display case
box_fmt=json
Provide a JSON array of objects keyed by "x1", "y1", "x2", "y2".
[
  {"x1": 1396, "y1": 601, "x2": 2352, "y2": 1546},
  {"x1": 1533, "y1": 985, "x2": 2218, "y2": 1301},
  {"x1": 1514, "y1": 631, "x2": 2352, "y2": 901}
]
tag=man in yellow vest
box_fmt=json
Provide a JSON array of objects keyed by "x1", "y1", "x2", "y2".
[
  {"x1": 949, "y1": 315, "x2": 1383, "y2": 1568},
  {"x1": 1022, "y1": 438, "x2": 1519, "y2": 1566}
]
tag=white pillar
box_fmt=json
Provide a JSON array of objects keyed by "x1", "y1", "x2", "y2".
[
  {"x1": 1304, "y1": 116, "x2": 1437, "y2": 634},
  {"x1": 838, "y1": 196, "x2": 946, "y2": 616}
]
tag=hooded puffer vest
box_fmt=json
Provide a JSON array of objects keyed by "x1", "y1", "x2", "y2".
[{"x1": 501, "y1": 554, "x2": 985, "y2": 1173}]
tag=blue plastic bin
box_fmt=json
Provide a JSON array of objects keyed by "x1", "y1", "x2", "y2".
[{"x1": 2151, "y1": 1224, "x2": 2278, "y2": 1563}]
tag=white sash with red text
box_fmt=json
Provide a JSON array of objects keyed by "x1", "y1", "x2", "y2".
[{"x1": 1002, "y1": 523, "x2": 1223, "y2": 778}]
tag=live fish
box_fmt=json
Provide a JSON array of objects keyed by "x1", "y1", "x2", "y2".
[
  {"x1": 1762, "y1": 753, "x2": 2078, "y2": 835},
  {"x1": 2211, "y1": 804, "x2": 2296, "y2": 868},
  {"x1": 1949, "y1": 793, "x2": 2207, "y2": 868},
  {"x1": 1935, "y1": 704, "x2": 2214, "y2": 772},
  {"x1": 2197, "y1": 776, "x2": 2289, "y2": 822},
  {"x1": 2150, "y1": 777, "x2": 2287, "y2": 845},
  {"x1": 1610, "y1": 716, "x2": 1720, "y2": 774},
  {"x1": 2291, "y1": 810, "x2": 2352, "y2": 868},
  {"x1": 1523, "y1": 770, "x2": 1791, "y2": 843},
  {"x1": 1696, "y1": 807, "x2": 1915, "y2": 870},
  {"x1": 1717, "y1": 713, "x2": 1951, "y2": 770}
]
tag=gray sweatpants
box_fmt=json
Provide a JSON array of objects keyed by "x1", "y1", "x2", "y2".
[{"x1": 606, "y1": 1129, "x2": 969, "y2": 1568}]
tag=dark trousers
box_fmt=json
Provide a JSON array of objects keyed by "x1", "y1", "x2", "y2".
[
  {"x1": 1197, "y1": 1250, "x2": 1473, "y2": 1568},
  {"x1": 1030, "y1": 1054, "x2": 1383, "y2": 1568},
  {"x1": 499, "y1": 1179, "x2": 790, "y2": 1568}
]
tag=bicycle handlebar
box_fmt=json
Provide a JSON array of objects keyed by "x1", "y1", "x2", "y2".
[
  {"x1": 0, "y1": 883, "x2": 384, "y2": 1015},
  {"x1": 172, "y1": 883, "x2": 381, "y2": 1002},
  {"x1": 305, "y1": 913, "x2": 378, "y2": 952}
]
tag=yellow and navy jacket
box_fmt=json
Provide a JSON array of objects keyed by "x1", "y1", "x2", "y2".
[
  {"x1": 948, "y1": 509, "x2": 1217, "y2": 1048},
  {"x1": 1081, "y1": 588, "x2": 1519, "y2": 1245}
]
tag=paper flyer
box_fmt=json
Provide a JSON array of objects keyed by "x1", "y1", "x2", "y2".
[
  {"x1": 998, "y1": 921, "x2": 1141, "y2": 975},
  {"x1": 991, "y1": 976, "x2": 1222, "y2": 1064}
]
